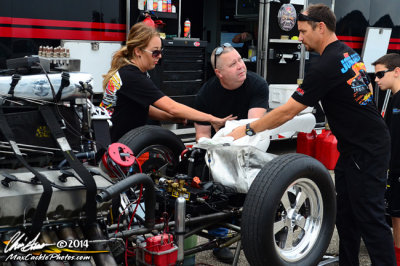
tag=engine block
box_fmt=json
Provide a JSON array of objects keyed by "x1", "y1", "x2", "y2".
[{"x1": 0, "y1": 167, "x2": 112, "y2": 229}]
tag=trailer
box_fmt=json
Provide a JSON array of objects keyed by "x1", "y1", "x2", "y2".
[{"x1": 1, "y1": 0, "x2": 400, "y2": 142}]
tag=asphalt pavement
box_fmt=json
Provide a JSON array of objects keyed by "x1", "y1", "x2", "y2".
[{"x1": 192, "y1": 227, "x2": 371, "y2": 265}]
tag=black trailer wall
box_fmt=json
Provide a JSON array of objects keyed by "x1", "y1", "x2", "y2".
[{"x1": 0, "y1": 0, "x2": 125, "y2": 69}]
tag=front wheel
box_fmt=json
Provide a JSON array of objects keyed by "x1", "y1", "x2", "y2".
[{"x1": 242, "y1": 153, "x2": 336, "y2": 266}]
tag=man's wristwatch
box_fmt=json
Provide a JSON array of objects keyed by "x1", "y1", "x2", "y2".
[{"x1": 245, "y1": 123, "x2": 256, "y2": 136}]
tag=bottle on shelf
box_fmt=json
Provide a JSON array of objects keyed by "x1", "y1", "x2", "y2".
[
  {"x1": 162, "y1": 0, "x2": 167, "y2": 12},
  {"x1": 157, "y1": 0, "x2": 162, "y2": 11},
  {"x1": 167, "y1": 0, "x2": 172, "y2": 12},
  {"x1": 248, "y1": 40, "x2": 256, "y2": 59},
  {"x1": 138, "y1": 0, "x2": 145, "y2": 10},
  {"x1": 183, "y1": 18, "x2": 191, "y2": 38},
  {"x1": 146, "y1": 0, "x2": 153, "y2": 10}
]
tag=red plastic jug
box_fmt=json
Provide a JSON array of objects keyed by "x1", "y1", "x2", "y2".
[
  {"x1": 315, "y1": 129, "x2": 328, "y2": 161},
  {"x1": 296, "y1": 130, "x2": 317, "y2": 157},
  {"x1": 315, "y1": 130, "x2": 340, "y2": 170}
]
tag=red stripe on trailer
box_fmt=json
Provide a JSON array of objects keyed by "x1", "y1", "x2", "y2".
[
  {"x1": 0, "y1": 16, "x2": 125, "y2": 30},
  {"x1": 341, "y1": 41, "x2": 363, "y2": 49},
  {"x1": 0, "y1": 27, "x2": 125, "y2": 41},
  {"x1": 337, "y1": 35, "x2": 400, "y2": 51},
  {"x1": 388, "y1": 43, "x2": 400, "y2": 51},
  {"x1": 337, "y1": 35, "x2": 364, "y2": 42}
]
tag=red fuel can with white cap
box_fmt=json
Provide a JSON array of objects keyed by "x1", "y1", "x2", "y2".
[
  {"x1": 296, "y1": 130, "x2": 317, "y2": 157},
  {"x1": 315, "y1": 129, "x2": 340, "y2": 170}
]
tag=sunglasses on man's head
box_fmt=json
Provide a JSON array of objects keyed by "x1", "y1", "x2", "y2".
[
  {"x1": 143, "y1": 49, "x2": 163, "y2": 58},
  {"x1": 214, "y1": 43, "x2": 232, "y2": 69},
  {"x1": 298, "y1": 13, "x2": 321, "y2": 23}
]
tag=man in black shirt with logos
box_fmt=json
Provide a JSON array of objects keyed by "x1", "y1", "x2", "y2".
[
  {"x1": 194, "y1": 43, "x2": 268, "y2": 140},
  {"x1": 229, "y1": 4, "x2": 395, "y2": 265}
]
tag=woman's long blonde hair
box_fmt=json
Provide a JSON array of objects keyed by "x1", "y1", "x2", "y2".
[{"x1": 102, "y1": 22, "x2": 160, "y2": 90}]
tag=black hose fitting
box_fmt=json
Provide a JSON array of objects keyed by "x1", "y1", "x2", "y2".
[{"x1": 96, "y1": 173, "x2": 155, "y2": 229}]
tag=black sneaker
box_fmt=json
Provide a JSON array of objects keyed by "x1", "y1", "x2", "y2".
[{"x1": 213, "y1": 247, "x2": 234, "y2": 264}]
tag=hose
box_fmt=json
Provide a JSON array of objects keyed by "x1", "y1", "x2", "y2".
[{"x1": 96, "y1": 173, "x2": 155, "y2": 229}]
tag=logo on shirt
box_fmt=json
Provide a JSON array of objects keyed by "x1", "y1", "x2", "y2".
[
  {"x1": 393, "y1": 108, "x2": 400, "y2": 115},
  {"x1": 295, "y1": 87, "x2": 304, "y2": 96},
  {"x1": 100, "y1": 72, "x2": 122, "y2": 115},
  {"x1": 340, "y1": 52, "x2": 361, "y2": 73},
  {"x1": 341, "y1": 52, "x2": 373, "y2": 106}
]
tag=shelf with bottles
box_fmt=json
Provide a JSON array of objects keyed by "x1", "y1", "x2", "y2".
[
  {"x1": 269, "y1": 38, "x2": 301, "y2": 44},
  {"x1": 139, "y1": 0, "x2": 178, "y2": 19},
  {"x1": 139, "y1": 10, "x2": 177, "y2": 19}
]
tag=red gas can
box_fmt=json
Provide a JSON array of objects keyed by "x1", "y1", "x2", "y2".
[
  {"x1": 315, "y1": 129, "x2": 328, "y2": 161},
  {"x1": 315, "y1": 130, "x2": 340, "y2": 170},
  {"x1": 296, "y1": 130, "x2": 317, "y2": 157}
]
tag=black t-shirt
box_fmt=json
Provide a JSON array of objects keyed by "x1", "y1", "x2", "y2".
[
  {"x1": 195, "y1": 71, "x2": 269, "y2": 136},
  {"x1": 292, "y1": 40, "x2": 390, "y2": 156},
  {"x1": 101, "y1": 64, "x2": 165, "y2": 142},
  {"x1": 386, "y1": 91, "x2": 400, "y2": 174}
]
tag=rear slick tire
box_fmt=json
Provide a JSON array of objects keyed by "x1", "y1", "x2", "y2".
[
  {"x1": 242, "y1": 153, "x2": 336, "y2": 266},
  {"x1": 118, "y1": 125, "x2": 185, "y2": 174}
]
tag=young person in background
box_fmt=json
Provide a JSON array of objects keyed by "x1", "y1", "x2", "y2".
[{"x1": 373, "y1": 53, "x2": 400, "y2": 265}]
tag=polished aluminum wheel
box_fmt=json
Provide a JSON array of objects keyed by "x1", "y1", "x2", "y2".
[{"x1": 274, "y1": 177, "x2": 323, "y2": 262}]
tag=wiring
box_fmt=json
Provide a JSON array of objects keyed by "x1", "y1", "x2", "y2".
[{"x1": 125, "y1": 185, "x2": 143, "y2": 266}]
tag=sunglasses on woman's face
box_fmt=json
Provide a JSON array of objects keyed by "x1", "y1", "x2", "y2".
[
  {"x1": 375, "y1": 69, "x2": 394, "y2": 79},
  {"x1": 143, "y1": 49, "x2": 163, "y2": 58}
]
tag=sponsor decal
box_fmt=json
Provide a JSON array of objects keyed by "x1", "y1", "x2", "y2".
[
  {"x1": 341, "y1": 52, "x2": 361, "y2": 74},
  {"x1": 295, "y1": 87, "x2": 304, "y2": 96},
  {"x1": 341, "y1": 52, "x2": 373, "y2": 105}
]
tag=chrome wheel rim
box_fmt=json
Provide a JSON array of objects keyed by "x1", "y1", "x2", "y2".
[
  {"x1": 137, "y1": 144, "x2": 177, "y2": 174},
  {"x1": 274, "y1": 177, "x2": 323, "y2": 262}
]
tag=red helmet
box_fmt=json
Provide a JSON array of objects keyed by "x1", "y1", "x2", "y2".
[{"x1": 143, "y1": 15, "x2": 155, "y2": 28}]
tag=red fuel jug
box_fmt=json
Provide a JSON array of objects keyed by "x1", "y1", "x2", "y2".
[
  {"x1": 315, "y1": 129, "x2": 328, "y2": 161},
  {"x1": 315, "y1": 130, "x2": 340, "y2": 170},
  {"x1": 296, "y1": 130, "x2": 317, "y2": 157}
]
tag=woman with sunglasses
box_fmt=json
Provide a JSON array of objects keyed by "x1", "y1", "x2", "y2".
[{"x1": 101, "y1": 22, "x2": 234, "y2": 142}]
